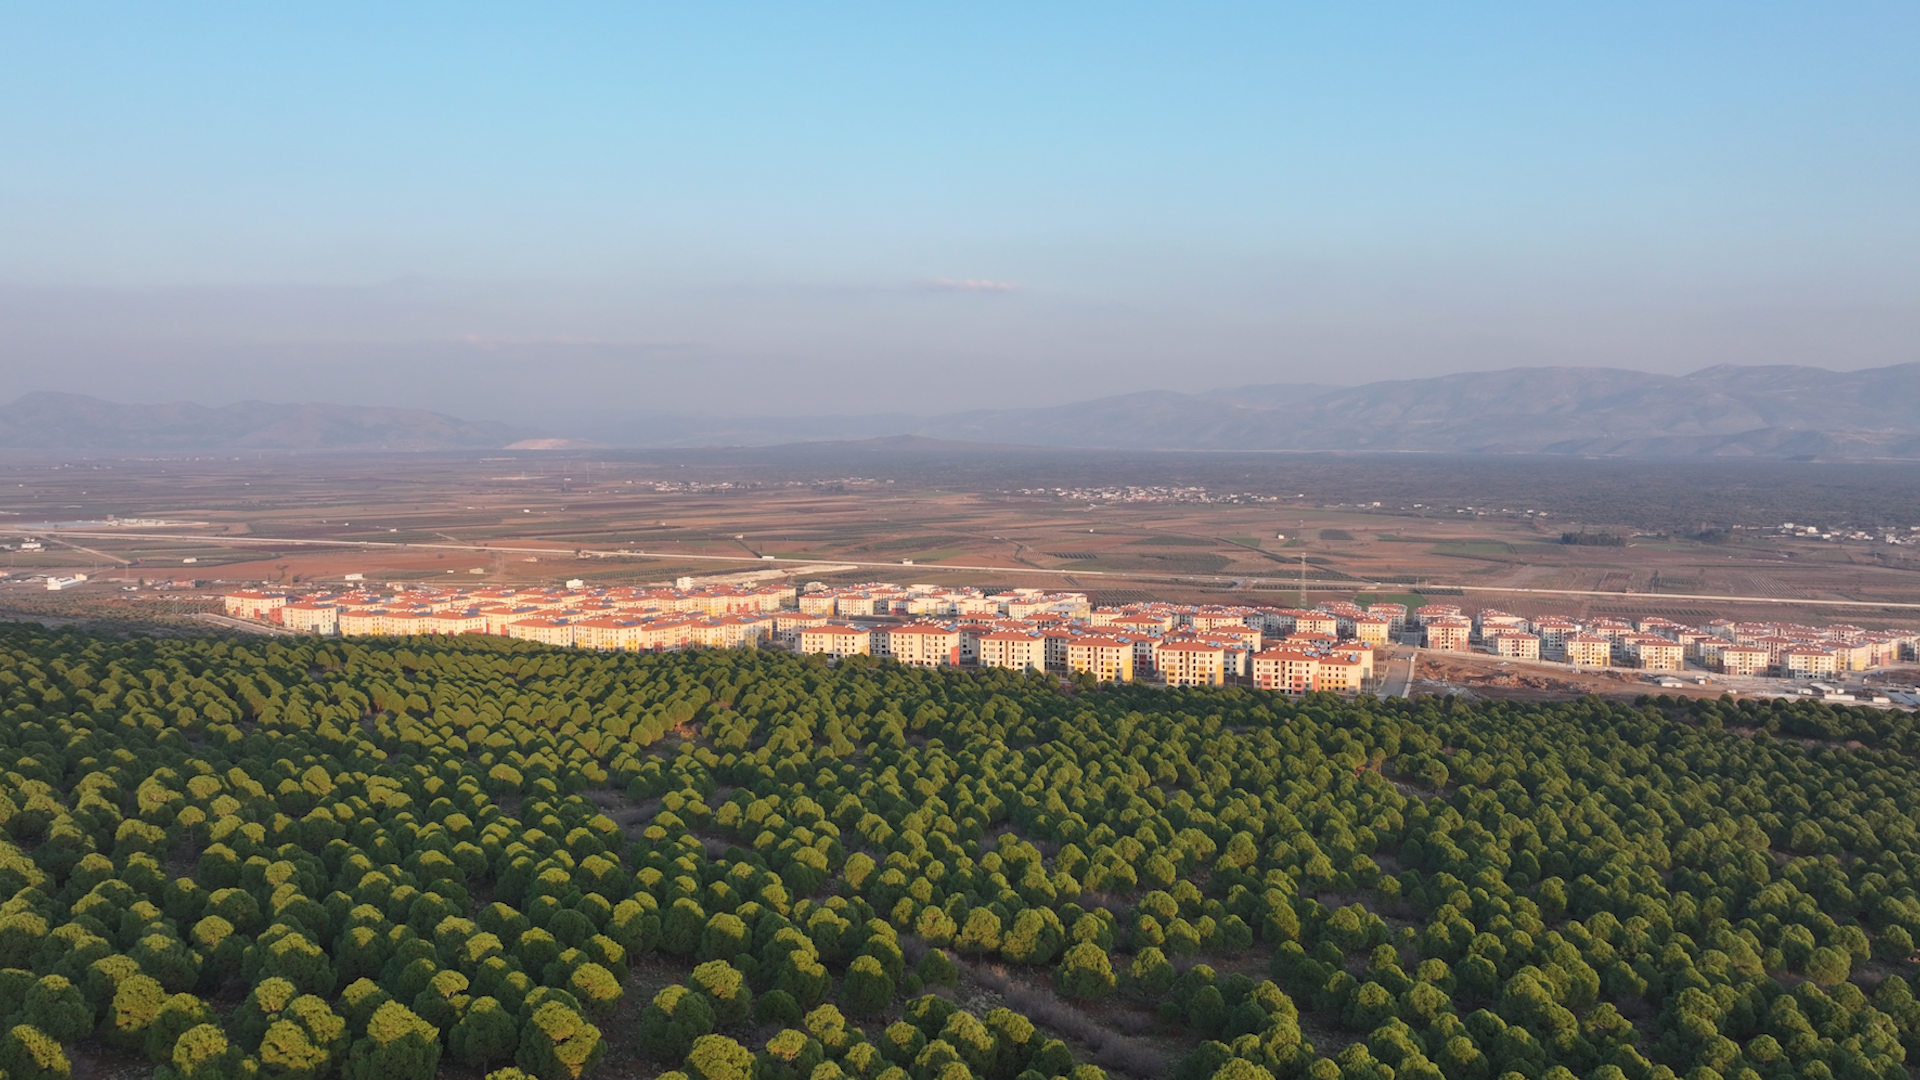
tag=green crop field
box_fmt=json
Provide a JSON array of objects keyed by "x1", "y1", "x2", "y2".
[{"x1": 0, "y1": 625, "x2": 1916, "y2": 1080}]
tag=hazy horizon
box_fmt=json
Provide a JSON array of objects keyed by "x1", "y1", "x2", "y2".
[{"x1": 3, "y1": 5, "x2": 1916, "y2": 429}]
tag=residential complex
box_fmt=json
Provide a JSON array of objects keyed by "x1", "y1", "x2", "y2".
[{"x1": 225, "y1": 577, "x2": 1918, "y2": 690}]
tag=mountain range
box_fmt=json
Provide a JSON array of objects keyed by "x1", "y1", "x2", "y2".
[
  {"x1": 4, "y1": 362, "x2": 1919, "y2": 458},
  {"x1": 602, "y1": 362, "x2": 1920, "y2": 459}
]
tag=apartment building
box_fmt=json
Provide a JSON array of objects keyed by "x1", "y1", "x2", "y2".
[
  {"x1": 799, "y1": 625, "x2": 872, "y2": 659},
  {"x1": 1489, "y1": 632, "x2": 1540, "y2": 660},
  {"x1": 1780, "y1": 647, "x2": 1839, "y2": 679},
  {"x1": 1702, "y1": 642, "x2": 1769, "y2": 676},
  {"x1": 774, "y1": 612, "x2": 830, "y2": 647},
  {"x1": 1474, "y1": 610, "x2": 1529, "y2": 641},
  {"x1": 1564, "y1": 634, "x2": 1614, "y2": 668},
  {"x1": 883, "y1": 624, "x2": 962, "y2": 667},
  {"x1": 1365, "y1": 603, "x2": 1408, "y2": 632},
  {"x1": 1351, "y1": 616, "x2": 1394, "y2": 646},
  {"x1": 1626, "y1": 635, "x2": 1685, "y2": 672},
  {"x1": 223, "y1": 590, "x2": 287, "y2": 621},
  {"x1": 1533, "y1": 618, "x2": 1580, "y2": 660},
  {"x1": 1291, "y1": 612, "x2": 1339, "y2": 637},
  {"x1": 1153, "y1": 639, "x2": 1226, "y2": 687},
  {"x1": 280, "y1": 601, "x2": 338, "y2": 635},
  {"x1": 422, "y1": 610, "x2": 487, "y2": 635},
  {"x1": 977, "y1": 631, "x2": 1046, "y2": 673},
  {"x1": 506, "y1": 617, "x2": 574, "y2": 648},
  {"x1": 1315, "y1": 651, "x2": 1368, "y2": 693},
  {"x1": 1425, "y1": 619, "x2": 1471, "y2": 652},
  {"x1": 1066, "y1": 637, "x2": 1135, "y2": 683},
  {"x1": 572, "y1": 617, "x2": 644, "y2": 651}
]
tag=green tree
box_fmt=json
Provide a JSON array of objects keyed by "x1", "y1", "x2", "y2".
[
  {"x1": 232, "y1": 977, "x2": 301, "y2": 1048},
  {"x1": 567, "y1": 962, "x2": 622, "y2": 1018},
  {"x1": 450, "y1": 997, "x2": 521, "y2": 1069},
  {"x1": 684, "y1": 1034, "x2": 755, "y2": 1080},
  {"x1": 1129, "y1": 948, "x2": 1176, "y2": 997},
  {"x1": 0, "y1": 1025, "x2": 71, "y2": 1080},
  {"x1": 1057, "y1": 943, "x2": 1115, "y2": 1000},
  {"x1": 160, "y1": 1023, "x2": 242, "y2": 1080},
  {"x1": 689, "y1": 960, "x2": 752, "y2": 1025},
  {"x1": 344, "y1": 1002, "x2": 441, "y2": 1080},
  {"x1": 842, "y1": 954, "x2": 894, "y2": 1016},
  {"x1": 954, "y1": 909, "x2": 1003, "y2": 956},
  {"x1": 515, "y1": 1000, "x2": 603, "y2": 1080},
  {"x1": 22, "y1": 975, "x2": 92, "y2": 1043},
  {"x1": 755, "y1": 1029, "x2": 825, "y2": 1080},
  {"x1": 638, "y1": 985, "x2": 716, "y2": 1063},
  {"x1": 1000, "y1": 909, "x2": 1063, "y2": 966},
  {"x1": 918, "y1": 949, "x2": 958, "y2": 988},
  {"x1": 145, "y1": 993, "x2": 217, "y2": 1065},
  {"x1": 1804, "y1": 946, "x2": 1850, "y2": 987}
]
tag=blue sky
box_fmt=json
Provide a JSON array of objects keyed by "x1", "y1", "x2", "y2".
[{"x1": 1, "y1": 3, "x2": 1915, "y2": 423}]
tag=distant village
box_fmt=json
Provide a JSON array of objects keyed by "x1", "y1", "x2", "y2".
[{"x1": 222, "y1": 578, "x2": 1920, "y2": 696}]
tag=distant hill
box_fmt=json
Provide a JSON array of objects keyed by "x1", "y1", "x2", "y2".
[
  {"x1": 11, "y1": 362, "x2": 1920, "y2": 458},
  {"x1": 0, "y1": 392, "x2": 528, "y2": 451},
  {"x1": 600, "y1": 363, "x2": 1920, "y2": 459}
]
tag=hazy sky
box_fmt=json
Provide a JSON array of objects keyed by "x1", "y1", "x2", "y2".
[{"x1": 2, "y1": 4, "x2": 1915, "y2": 427}]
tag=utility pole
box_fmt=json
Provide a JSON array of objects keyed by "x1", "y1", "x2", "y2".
[{"x1": 1298, "y1": 518, "x2": 1306, "y2": 603}]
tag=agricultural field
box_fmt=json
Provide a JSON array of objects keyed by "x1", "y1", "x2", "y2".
[
  {"x1": 3, "y1": 448, "x2": 1920, "y2": 631},
  {"x1": 1, "y1": 625, "x2": 1919, "y2": 1080}
]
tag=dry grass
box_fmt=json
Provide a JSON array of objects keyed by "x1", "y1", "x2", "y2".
[{"x1": 956, "y1": 957, "x2": 1177, "y2": 1080}]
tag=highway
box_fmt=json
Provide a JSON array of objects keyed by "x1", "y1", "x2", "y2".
[{"x1": 17, "y1": 527, "x2": 1920, "y2": 611}]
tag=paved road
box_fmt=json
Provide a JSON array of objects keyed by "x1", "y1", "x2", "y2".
[{"x1": 18, "y1": 527, "x2": 1920, "y2": 610}]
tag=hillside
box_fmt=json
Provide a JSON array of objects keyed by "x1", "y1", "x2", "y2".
[{"x1": 0, "y1": 392, "x2": 527, "y2": 451}]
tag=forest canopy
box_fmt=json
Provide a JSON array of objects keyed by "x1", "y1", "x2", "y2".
[{"x1": 0, "y1": 623, "x2": 1915, "y2": 1080}]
